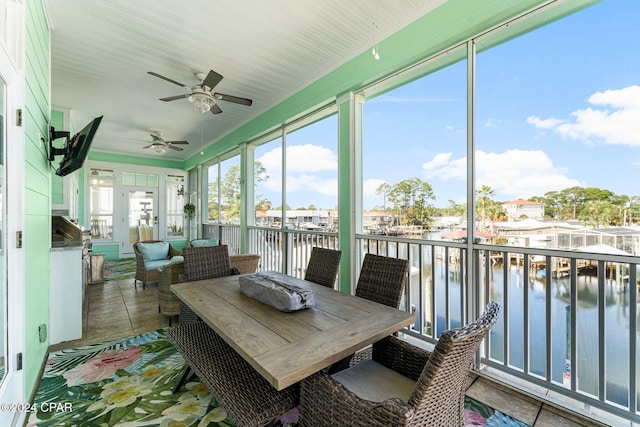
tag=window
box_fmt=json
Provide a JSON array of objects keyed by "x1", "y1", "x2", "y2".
[
  {"x1": 207, "y1": 163, "x2": 219, "y2": 222},
  {"x1": 474, "y1": 0, "x2": 640, "y2": 407},
  {"x1": 251, "y1": 110, "x2": 337, "y2": 231},
  {"x1": 284, "y1": 114, "x2": 338, "y2": 230},
  {"x1": 207, "y1": 156, "x2": 241, "y2": 224},
  {"x1": 166, "y1": 175, "x2": 185, "y2": 237},
  {"x1": 89, "y1": 168, "x2": 114, "y2": 240},
  {"x1": 122, "y1": 172, "x2": 159, "y2": 187},
  {"x1": 254, "y1": 135, "x2": 282, "y2": 227},
  {"x1": 475, "y1": 0, "x2": 640, "y2": 251},
  {"x1": 362, "y1": 49, "x2": 467, "y2": 237}
]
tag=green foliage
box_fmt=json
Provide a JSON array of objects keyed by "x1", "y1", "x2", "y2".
[
  {"x1": 377, "y1": 178, "x2": 435, "y2": 226},
  {"x1": 208, "y1": 160, "x2": 269, "y2": 222},
  {"x1": 182, "y1": 202, "x2": 195, "y2": 221}
]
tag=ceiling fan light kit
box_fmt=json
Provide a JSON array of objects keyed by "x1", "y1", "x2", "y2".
[
  {"x1": 140, "y1": 132, "x2": 189, "y2": 155},
  {"x1": 189, "y1": 91, "x2": 215, "y2": 113},
  {"x1": 148, "y1": 69, "x2": 253, "y2": 116}
]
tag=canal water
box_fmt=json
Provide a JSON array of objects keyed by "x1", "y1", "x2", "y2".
[{"x1": 405, "y1": 248, "x2": 635, "y2": 408}]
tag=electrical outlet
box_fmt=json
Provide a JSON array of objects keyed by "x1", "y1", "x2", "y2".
[{"x1": 38, "y1": 324, "x2": 47, "y2": 343}]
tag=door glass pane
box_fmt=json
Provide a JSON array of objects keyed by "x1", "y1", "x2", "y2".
[
  {"x1": 166, "y1": 175, "x2": 185, "y2": 237},
  {"x1": 129, "y1": 191, "x2": 155, "y2": 243},
  {"x1": 0, "y1": 77, "x2": 6, "y2": 384},
  {"x1": 89, "y1": 168, "x2": 114, "y2": 240}
]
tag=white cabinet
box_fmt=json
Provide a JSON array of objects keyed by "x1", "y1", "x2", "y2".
[{"x1": 50, "y1": 247, "x2": 83, "y2": 344}]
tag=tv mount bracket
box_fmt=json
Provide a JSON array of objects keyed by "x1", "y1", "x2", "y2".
[{"x1": 48, "y1": 126, "x2": 70, "y2": 162}]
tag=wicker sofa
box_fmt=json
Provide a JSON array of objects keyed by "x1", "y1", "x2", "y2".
[{"x1": 133, "y1": 240, "x2": 183, "y2": 289}]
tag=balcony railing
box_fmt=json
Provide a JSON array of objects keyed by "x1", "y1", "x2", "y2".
[
  {"x1": 203, "y1": 222, "x2": 640, "y2": 422},
  {"x1": 246, "y1": 226, "x2": 339, "y2": 278},
  {"x1": 357, "y1": 234, "x2": 640, "y2": 423}
]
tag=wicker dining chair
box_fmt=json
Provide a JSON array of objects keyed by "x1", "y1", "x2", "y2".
[
  {"x1": 299, "y1": 301, "x2": 502, "y2": 427},
  {"x1": 304, "y1": 247, "x2": 342, "y2": 288},
  {"x1": 158, "y1": 261, "x2": 184, "y2": 326},
  {"x1": 229, "y1": 254, "x2": 261, "y2": 274},
  {"x1": 180, "y1": 245, "x2": 234, "y2": 323},
  {"x1": 355, "y1": 253, "x2": 409, "y2": 308},
  {"x1": 168, "y1": 322, "x2": 299, "y2": 427},
  {"x1": 328, "y1": 253, "x2": 409, "y2": 374}
]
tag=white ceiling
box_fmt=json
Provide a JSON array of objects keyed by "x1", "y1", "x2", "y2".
[{"x1": 46, "y1": 0, "x2": 446, "y2": 161}]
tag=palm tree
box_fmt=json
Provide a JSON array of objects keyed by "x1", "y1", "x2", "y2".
[{"x1": 475, "y1": 185, "x2": 495, "y2": 230}]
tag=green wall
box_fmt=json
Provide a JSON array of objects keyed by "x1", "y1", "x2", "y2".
[
  {"x1": 24, "y1": 0, "x2": 52, "y2": 398},
  {"x1": 50, "y1": 110, "x2": 65, "y2": 205}
]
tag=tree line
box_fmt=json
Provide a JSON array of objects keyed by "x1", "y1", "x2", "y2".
[
  {"x1": 208, "y1": 163, "x2": 639, "y2": 229},
  {"x1": 374, "y1": 182, "x2": 640, "y2": 229}
]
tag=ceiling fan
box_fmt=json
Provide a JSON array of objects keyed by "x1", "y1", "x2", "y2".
[
  {"x1": 147, "y1": 69, "x2": 253, "y2": 114},
  {"x1": 142, "y1": 133, "x2": 188, "y2": 153}
]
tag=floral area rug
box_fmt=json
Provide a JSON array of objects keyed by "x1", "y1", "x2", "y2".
[
  {"x1": 28, "y1": 329, "x2": 529, "y2": 427},
  {"x1": 104, "y1": 258, "x2": 136, "y2": 281}
]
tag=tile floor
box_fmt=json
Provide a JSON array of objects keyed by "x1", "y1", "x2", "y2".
[{"x1": 48, "y1": 277, "x2": 621, "y2": 427}]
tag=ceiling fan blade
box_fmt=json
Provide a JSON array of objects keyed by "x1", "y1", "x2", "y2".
[
  {"x1": 210, "y1": 103, "x2": 223, "y2": 114},
  {"x1": 147, "y1": 71, "x2": 190, "y2": 88},
  {"x1": 202, "y1": 70, "x2": 223, "y2": 90},
  {"x1": 167, "y1": 144, "x2": 184, "y2": 151},
  {"x1": 166, "y1": 140, "x2": 189, "y2": 145},
  {"x1": 213, "y1": 92, "x2": 253, "y2": 106},
  {"x1": 142, "y1": 144, "x2": 154, "y2": 149},
  {"x1": 159, "y1": 94, "x2": 190, "y2": 102}
]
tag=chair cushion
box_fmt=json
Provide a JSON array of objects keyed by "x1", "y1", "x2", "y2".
[
  {"x1": 170, "y1": 255, "x2": 184, "y2": 263},
  {"x1": 191, "y1": 238, "x2": 219, "y2": 247},
  {"x1": 145, "y1": 259, "x2": 171, "y2": 271},
  {"x1": 137, "y1": 241, "x2": 169, "y2": 261},
  {"x1": 332, "y1": 359, "x2": 415, "y2": 403}
]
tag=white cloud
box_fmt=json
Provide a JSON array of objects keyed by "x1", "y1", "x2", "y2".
[
  {"x1": 528, "y1": 85, "x2": 640, "y2": 146},
  {"x1": 257, "y1": 144, "x2": 338, "y2": 195},
  {"x1": 526, "y1": 116, "x2": 564, "y2": 129},
  {"x1": 422, "y1": 152, "x2": 452, "y2": 170},
  {"x1": 363, "y1": 179, "x2": 387, "y2": 197},
  {"x1": 286, "y1": 175, "x2": 337, "y2": 196},
  {"x1": 258, "y1": 144, "x2": 337, "y2": 173},
  {"x1": 256, "y1": 144, "x2": 338, "y2": 196},
  {"x1": 589, "y1": 86, "x2": 640, "y2": 109},
  {"x1": 422, "y1": 149, "x2": 582, "y2": 199}
]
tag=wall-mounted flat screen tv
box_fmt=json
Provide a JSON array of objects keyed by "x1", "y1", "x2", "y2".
[{"x1": 54, "y1": 115, "x2": 103, "y2": 177}]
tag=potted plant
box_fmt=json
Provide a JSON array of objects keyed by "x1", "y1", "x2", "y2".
[{"x1": 183, "y1": 202, "x2": 196, "y2": 222}]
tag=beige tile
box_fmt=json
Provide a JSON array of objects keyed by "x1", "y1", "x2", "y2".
[
  {"x1": 129, "y1": 312, "x2": 166, "y2": 329},
  {"x1": 466, "y1": 377, "x2": 540, "y2": 426},
  {"x1": 84, "y1": 320, "x2": 133, "y2": 341},
  {"x1": 88, "y1": 298, "x2": 127, "y2": 311},
  {"x1": 534, "y1": 406, "x2": 600, "y2": 427},
  {"x1": 88, "y1": 308, "x2": 129, "y2": 322},
  {"x1": 465, "y1": 372, "x2": 478, "y2": 390}
]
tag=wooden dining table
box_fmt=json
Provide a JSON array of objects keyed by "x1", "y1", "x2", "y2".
[{"x1": 171, "y1": 271, "x2": 415, "y2": 391}]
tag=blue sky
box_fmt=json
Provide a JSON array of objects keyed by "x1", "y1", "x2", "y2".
[{"x1": 236, "y1": 0, "x2": 639, "y2": 211}]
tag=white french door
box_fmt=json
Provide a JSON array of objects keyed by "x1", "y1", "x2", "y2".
[
  {"x1": 0, "y1": 3, "x2": 26, "y2": 424},
  {"x1": 119, "y1": 188, "x2": 158, "y2": 257}
]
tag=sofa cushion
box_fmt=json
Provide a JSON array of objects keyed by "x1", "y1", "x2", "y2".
[
  {"x1": 170, "y1": 255, "x2": 184, "y2": 263},
  {"x1": 191, "y1": 238, "x2": 219, "y2": 247},
  {"x1": 137, "y1": 242, "x2": 169, "y2": 261}
]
